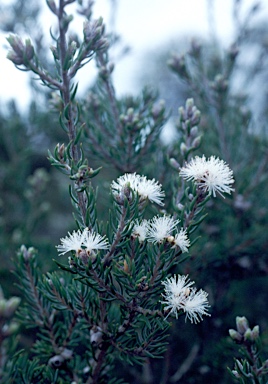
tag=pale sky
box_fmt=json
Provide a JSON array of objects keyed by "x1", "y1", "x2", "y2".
[{"x1": 0, "y1": 0, "x2": 266, "y2": 110}]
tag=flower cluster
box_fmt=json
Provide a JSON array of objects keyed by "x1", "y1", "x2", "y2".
[
  {"x1": 161, "y1": 275, "x2": 210, "y2": 323},
  {"x1": 180, "y1": 155, "x2": 235, "y2": 197},
  {"x1": 132, "y1": 216, "x2": 190, "y2": 253},
  {"x1": 56, "y1": 228, "x2": 109, "y2": 256},
  {"x1": 111, "y1": 173, "x2": 165, "y2": 206}
]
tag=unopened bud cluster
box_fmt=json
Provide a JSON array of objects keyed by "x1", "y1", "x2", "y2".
[
  {"x1": 210, "y1": 74, "x2": 228, "y2": 93},
  {"x1": 229, "y1": 316, "x2": 260, "y2": 343},
  {"x1": 120, "y1": 108, "x2": 142, "y2": 131},
  {"x1": 229, "y1": 316, "x2": 268, "y2": 381},
  {"x1": 177, "y1": 98, "x2": 202, "y2": 158},
  {"x1": 167, "y1": 53, "x2": 189, "y2": 79},
  {"x1": 6, "y1": 34, "x2": 35, "y2": 65},
  {"x1": 83, "y1": 17, "x2": 108, "y2": 51},
  {"x1": 70, "y1": 164, "x2": 101, "y2": 191}
]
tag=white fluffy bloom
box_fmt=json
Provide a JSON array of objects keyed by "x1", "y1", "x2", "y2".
[
  {"x1": 111, "y1": 173, "x2": 140, "y2": 194},
  {"x1": 56, "y1": 229, "x2": 84, "y2": 256},
  {"x1": 161, "y1": 275, "x2": 210, "y2": 323},
  {"x1": 56, "y1": 228, "x2": 109, "y2": 256},
  {"x1": 82, "y1": 229, "x2": 109, "y2": 253},
  {"x1": 132, "y1": 220, "x2": 149, "y2": 242},
  {"x1": 111, "y1": 173, "x2": 165, "y2": 206},
  {"x1": 183, "y1": 288, "x2": 210, "y2": 323},
  {"x1": 147, "y1": 215, "x2": 179, "y2": 243},
  {"x1": 136, "y1": 176, "x2": 165, "y2": 205},
  {"x1": 179, "y1": 155, "x2": 235, "y2": 197},
  {"x1": 173, "y1": 228, "x2": 190, "y2": 253}
]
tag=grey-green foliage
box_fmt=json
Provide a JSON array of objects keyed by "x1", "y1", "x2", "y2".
[
  {"x1": 2, "y1": 0, "x2": 227, "y2": 383},
  {"x1": 132, "y1": 2, "x2": 268, "y2": 382},
  {"x1": 2, "y1": 0, "x2": 268, "y2": 383}
]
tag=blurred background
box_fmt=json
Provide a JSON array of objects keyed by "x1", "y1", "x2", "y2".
[{"x1": 0, "y1": 0, "x2": 268, "y2": 383}]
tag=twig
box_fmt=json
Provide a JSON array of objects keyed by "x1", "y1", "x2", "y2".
[{"x1": 170, "y1": 343, "x2": 200, "y2": 382}]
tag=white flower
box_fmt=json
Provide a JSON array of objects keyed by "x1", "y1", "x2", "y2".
[
  {"x1": 136, "y1": 176, "x2": 165, "y2": 206},
  {"x1": 82, "y1": 229, "x2": 109, "y2": 253},
  {"x1": 56, "y1": 229, "x2": 84, "y2": 256},
  {"x1": 162, "y1": 275, "x2": 194, "y2": 297},
  {"x1": 56, "y1": 228, "x2": 109, "y2": 256},
  {"x1": 132, "y1": 220, "x2": 149, "y2": 242},
  {"x1": 173, "y1": 228, "x2": 190, "y2": 253},
  {"x1": 183, "y1": 288, "x2": 210, "y2": 324},
  {"x1": 111, "y1": 173, "x2": 165, "y2": 206},
  {"x1": 111, "y1": 173, "x2": 140, "y2": 195},
  {"x1": 147, "y1": 215, "x2": 179, "y2": 243},
  {"x1": 161, "y1": 275, "x2": 210, "y2": 323},
  {"x1": 179, "y1": 155, "x2": 235, "y2": 197}
]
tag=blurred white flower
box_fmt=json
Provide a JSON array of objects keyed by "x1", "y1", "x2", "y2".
[
  {"x1": 147, "y1": 215, "x2": 179, "y2": 243},
  {"x1": 132, "y1": 220, "x2": 149, "y2": 242},
  {"x1": 179, "y1": 155, "x2": 234, "y2": 197},
  {"x1": 161, "y1": 275, "x2": 210, "y2": 323},
  {"x1": 173, "y1": 228, "x2": 190, "y2": 253},
  {"x1": 111, "y1": 173, "x2": 165, "y2": 206},
  {"x1": 56, "y1": 228, "x2": 109, "y2": 256}
]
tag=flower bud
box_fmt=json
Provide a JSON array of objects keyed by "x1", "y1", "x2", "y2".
[
  {"x1": 123, "y1": 259, "x2": 130, "y2": 273},
  {"x1": 192, "y1": 135, "x2": 202, "y2": 149},
  {"x1": 178, "y1": 106, "x2": 185, "y2": 121},
  {"x1": 25, "y1": 39, "x2": 35, "y2": 61},
  {"x1": 236, "y1": 316, "x2": 249, "y2": 334},
  {"x1": 244, "y1": 328, "x2": 253, "y2": 342},
  {"x1": 6, "y1": 51, "x2": 24, "y2": 65},
  {"x1": 59, "y1": 143, "x2": 65, "y2": 161},
  {"x1": 151, "y1": 100, "x2": 165, "y2": 119},
  {"x1": 190, "y1": 126, "x2": 198, "y2": 137},
  {"x1": 169, "y1": 158, "x2": 180, "y2": 171},
  {"x1": 177, "y1": 203, "x2": 184, "y2": 211},
  {"x1": 232, "y1": 370, "x2": 241, "y2": 379},
  {"x1": 20, "y1": 245, "x2": 35, "y2": 260},
  {"x1": 6, "y1": 34, "x2": 24, "y2": 55},
  {"x1": 127, "y1": 107, "x2": 134, "y2": 119},
  {"x1": 62, "y1": 14, "x2": 74, "y2": 32},
  {"x1": 212, "y1": 74, "x2": 228, "y2": 92},
  {"x1": 67, "y1": 41, "x2": 77, "y2": 57},
  {"x1": 191, "y1": 110, "x2": 201, "y2": 125},
  {"x1": 50, "y1": 45, "x2": 59, "y2": 60},
  {"x1": 251, "y1": 325, "x2": 259, "y2": 340},
  {"x1": 188, "y1": 193, "x2": 194, "y2": 201},
  {"x1": 180, "y1": 142, "x2": 188, "y2": 156},
  {"x1": 4, "y1": 297, "x2": 21, "y2": 318},
  {"x1": 168, "y1": 53, "x2": 188, "y2": 78},
  {"x1": 4, "y1": 321, "x2": 19, "y2": 335},
  {"x1": 185, "y1": 98, "x2": 194, "y2": 114},
  {"x1": 229, "y1": 329, "x2": 243, "y2": 342}
]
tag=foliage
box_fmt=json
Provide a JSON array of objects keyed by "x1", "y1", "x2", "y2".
[
  {"x1": 0, "y1": 0, "x2": 268, "y2": 383},
  {"x1": 228, "y1": 316, "x2": 268, "y2": 383}
]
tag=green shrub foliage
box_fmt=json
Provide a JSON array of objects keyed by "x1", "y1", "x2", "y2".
[{"x1": 0, "y1": 1, "x2": 268, "y2": 383}]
